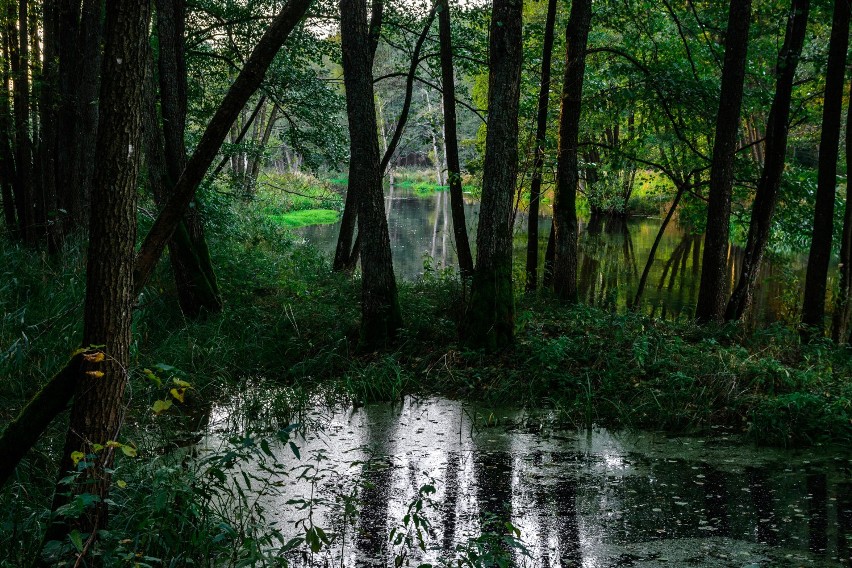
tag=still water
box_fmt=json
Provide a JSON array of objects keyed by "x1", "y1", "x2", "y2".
[
  {"x1": 208, "y1": 395, "x2": 852, "y2": 567},
  {"x1": 298, "y1": 187, "x2": 805, "y2": 325}
]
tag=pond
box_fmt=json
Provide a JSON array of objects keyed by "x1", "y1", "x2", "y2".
[
  {"x1": 297, "y1": 186, "x2": 808, "y2": 325},
  {"x1": 206, "y1": 394, "x2": 852, "y2": 567}
]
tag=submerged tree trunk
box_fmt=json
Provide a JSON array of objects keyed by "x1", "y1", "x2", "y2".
[
  {"x1": 340, "y1": 0, "x2": 402, "y2": 349},
  {"x1": 833, "y1": 78, "x2": 852, "y2": 343},
  {"x1": 695, "y1": 0, "x2": 752, "y2": 323},
  {"x1": 463, "y1": 0, "x2": 523, "y2": 349},
  {"x1": 725, "y1": 0, "x2": 810, "y2": 322},
  {"x1": 44, "y1": 0, "x2": 150, "y2": 556},
  {"x1": 552, "y1": 0, "x2": 592, "y2": 302},
  {"x1": 801, "y1": 0, "x2": 850, "y2": 336},
  {"x1": 156, "y1": 0, "x2": 222, "y2": 316},
  {"x1": 525, "y1": 0, "x2": 557, "y2": 292},
  {"x1": 438, "y1": 0, "x2": 473, "y2": 277}
]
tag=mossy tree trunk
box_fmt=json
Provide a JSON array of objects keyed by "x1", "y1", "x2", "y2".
[
  {"x1": 801, "y1": 0, "x2": 850, "y2": 337},
  {"x1": 43, "y1": 0, "x2": 150, "y2": 555},
  {"x1": 463, "y1": 0, "x2": 523, "y2": 350},
  {"x1": 725, "y1": 0, "x2": 810, "y2": 322},
  {"x1": 695, "y1": 0, "x2": 752, "y2": 323},
  {"x1": 552, "y1": 0, "x2": 592, "y2": 302},
  {"x1": 340, "y1": 0, "x2": 402, "y2": 349}
]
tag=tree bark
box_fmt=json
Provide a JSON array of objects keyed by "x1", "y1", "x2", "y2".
[
  {"x1": 525, "y1": 0, "x2": 557, "y2": 292},
  {"x1": 0, "y1": 19, "x2": 18, "y2": 236},
  {"x1": 156, "y1": 0, "x2": 222, "y2": 316},
  {"x1": 463, "y1": 0, "x2": 523, "y2": 349},
  {"x1": 725, "y1": 0, "x2": 810, "y2": 321},
  {"x1": 249, "y1": 103, "x2": 279, "y2": 184},
  {"x1": 333, "y1": 0, "x2": 384, "y2": 272},
  {"x1": 10, "y1": 0, "x2": 34, "y2": 243},
  {"x1": 552, "y1": 0, "x2": 592, "y2": 302},
  {"x1": 801, "y1": 0, "x2": 850, "y2": 336},
  {"x1": 44, "y1": 0, "x2": 151, "y2": 554},
  {"x1": 38, "y1": 0, "x2": 61, "y2": 250},
  {"x1": 695, "y1": 0, "x2": 752, "y2": 323},
  {"x1": 133, "y1": 0, "x2": 313, "y2": 292},
  {"x1": 436, "y1": 2, "x2": 474, "y2": 277},
  {"x1": 831, "y1": 62, "x2": 852, "y2": 342},
  {"x1": 340, "y1": 0, "x2": 402, "y2": 349}
]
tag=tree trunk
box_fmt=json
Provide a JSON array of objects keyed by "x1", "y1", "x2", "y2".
[
  {"x1": 801, "y1": 0, "x2": 850, "y2": 336},
  {"x1": 11, "y1": 0, "x2": 34, "y2": 244},
  {"x1": 552, "y1": 0, "x2": 592, "y2": 302},
  {"x1": 436, "y1": 0, "x2": 474, "y2": 278},
  {"x1": 725, "y1": 0, "x2": 810, "y2": 321},
  {"x1": 463, "y1": 0, "x2": 523, "y2": 349},
  {"x1": 38, "y1": 0, "x2": 61, "y2": 250},
  {"x1": 831, "y1": 58, "x2": 852, "y2": 342},
  {"x1": 44, "y1": 0, "x2": 150, "y2": 556},
  {"x1": 695, "y1": 0, "x2": 752, "y2": 323},
  {"x1": 525, "y1": 0, "x2": 557, "y2": 292},
  {"x1": 340, "y1": 0, "x2": 402, "y2": 349},
  {"x1": 0, "y1": 20, "x2": 18, "y2": 236},
  {"x1": 249, "y1": 103, "x2": 279, "y2": 184},
  {"x1": 333, "y1": 0, "x2": 384, "y2": 272},
  {"x1": 156, "y1": 0, "x2": 222, "y2": 316},
  {"x1": 133, "y1": 0, "x2": 313, "y2": 292}
]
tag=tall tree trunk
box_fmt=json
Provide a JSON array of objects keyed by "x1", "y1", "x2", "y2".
[
  {"x1": 39, "y1": 0, "x2": 61, "y2": 250},
  {"x1": 831, "y1": 57, "x2": 852, "y2": 342},
  {"x1": 333, "y1": 0, "x2": 384, "y2": 272},
  {"x1": 437, "y1": 0, "x2": 473, "y2": 278},
  {"x1": 44, "y1": 0, "x2": 150, "y2": 557},
  {"x1": 463, "y1": 0, "x2": 523, "y2": 349},
  {"x1": 134, "y1": 0, "x2": 313, "y2": 292},
  {"x1": 11, "y1": 0, "x2": 34, "y2": 243},
  {"x1": 725, "y1": 0, "x2": 810, "y2": 321},
  {"x1": 249, "y1": 103, "x2": 279, "y2": 184},
  {"x1": 0, "y1": 20, "x2": 18, "y2": 236},
  {"x1": 340, "y1": 0, "x2": 402, "y2": 349},
  {"x1": 525, "y1": 0, "x2": 557, "y2": 292},
  {"x1": 801, "y1": 0, "x2": 850, "y2": 336},
  {"x1": 156, "y1": 0, "x2": 222, "y2": 316},
  {"x1": 695, "y1": 0, "x2": 752, "y2": 323},
  {"x1": 552, "y1": 0, "x2": 592, "y2": 302}
]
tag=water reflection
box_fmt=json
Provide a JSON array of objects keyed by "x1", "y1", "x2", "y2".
[
  {"x1": 298, "y1": 187, "x2": 805, "y2": 325},
  {"x1": 208, "y1": 396, "x2": 852, "y2": 567}
]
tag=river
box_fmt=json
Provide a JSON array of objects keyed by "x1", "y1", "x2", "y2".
[{"x1": 298, "y1": 186, "x2": 810, "y2": 325}]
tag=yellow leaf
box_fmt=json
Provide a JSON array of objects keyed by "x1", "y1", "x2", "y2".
[
  {"x1": 116, "y1": 479, "x2": 127, "y2": 488},
  {"x1": 170, "y1": 387, "x2": 186, "y2": 403},
  {"x1": 121, "y1": 445, "x2": 137, "y2": 458},
  {"x1": 86, "y1": 370, "x2": 105, "y2": 378},
  {"x1": 172, "y1": 378, "x2": 192, "y2": 388},
  {"x1": 152, "y1": 399, "x2": 172, "y2": 415},
  {"x1": 92, "y1": 443, "x2": 104, "y2": 452},
  {"x1": 70, "y1": 451, "x2": 85, "y2": 466},
  {"x1": 106, "y1": 440, "x2": 122, "y2": 449},
  {"x1": 83, "y1": 352, "x2": 105, "y2": 363}
]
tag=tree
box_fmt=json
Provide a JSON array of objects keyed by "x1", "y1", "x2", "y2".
[
  {"x1": 438, "y1": 0, "x2": 474, "y2": 277},
  {"x1": 552, "y1": 0, "x2": 592, "y2": 302},
  {"x1": 463, "y1": 0, "x2": 523, "y2": 349},
  {"x1": 525, "y1": 0, "x2": 557, "y2": 293},
  {"x1": 339, "y1": 0, "x2": 402, "y2": 348},
  {"x1": 695, "y1": 0, "x2": 752, "y2": 323},
  {"x1": 42, "y1": 0, "x2": 151, "y2": 555},
  {"x1": 801, "y1": 0, "x2": 850, "y2": 336},
  {"x1": 832, "y1": 74, "x2": 852, "y2": 343},
  {"x1": 725, "y1": 0, "x2": 810, "y2": 321}
]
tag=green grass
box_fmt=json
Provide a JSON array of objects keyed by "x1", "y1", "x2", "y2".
[{"x1": 269, "y1": 208, "x2": 340, "y2": 228}]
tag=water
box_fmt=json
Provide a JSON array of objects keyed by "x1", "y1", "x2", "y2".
[
  {"x1": 206, "y1": 395, "x2": 852, "y2": 567},
  {"x1": 298, "y1": 187, "x2": 806, "y2": 325}
]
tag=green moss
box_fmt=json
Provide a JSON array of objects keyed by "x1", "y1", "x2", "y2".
[{"x1": 269, "y1": 209, "x2": 340, "y2": 228}]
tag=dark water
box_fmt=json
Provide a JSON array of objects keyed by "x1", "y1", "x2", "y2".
[
  {"x1": 208, "y1": 396, "x2": 852, "y2": 567},
  {"x1": 298, "y1": 187, "x2": 807, "y2": 325}
]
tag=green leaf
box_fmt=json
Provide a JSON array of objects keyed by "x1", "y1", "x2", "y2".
[
  {"x1": 69, "y1": 530, "x2": 84, "y2": 552},
  {"x1": 289, "y1": 441, "x2": 301, "y2": 460},
  {"x1": 152, "y1": 399, "x2": 172, "y2": 415}
]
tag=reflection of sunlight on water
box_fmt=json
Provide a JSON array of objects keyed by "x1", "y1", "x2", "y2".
[{"x1": 204, "y1": 394, "x2": 851, "y2": 567}]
